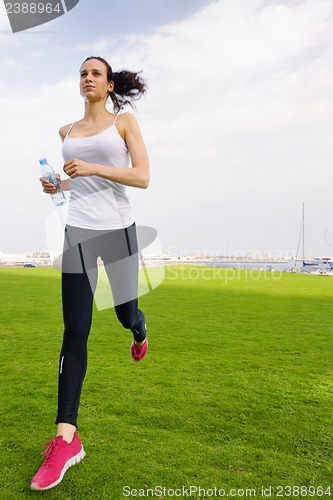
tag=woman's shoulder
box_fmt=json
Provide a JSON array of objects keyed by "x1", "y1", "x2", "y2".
[
  {"x1": 116, "y1": 112, "x2": 138, "y2": 126},
  {"x1": 115, "y1": 112, "x2": 140, "y2": 135}
]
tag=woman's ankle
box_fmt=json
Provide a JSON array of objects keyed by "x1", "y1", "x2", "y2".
[
  {"x1": 134, "y1": 338, "x2": 146, "y2": 347},
  {"x1": 56, "y1": 423, "x2": 76, "y2": 444}
]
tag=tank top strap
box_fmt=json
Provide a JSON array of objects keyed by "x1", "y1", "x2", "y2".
[
  {"x1": 66, "y1": 122, "x2": 75, "y2": 137},
  {"x1": 113, "y1": 113, "x2": 120, "y2": 126}
]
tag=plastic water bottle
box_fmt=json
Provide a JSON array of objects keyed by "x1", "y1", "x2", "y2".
[{"x1": 39, "y1": 158, "x2": 66, "y2": 206}]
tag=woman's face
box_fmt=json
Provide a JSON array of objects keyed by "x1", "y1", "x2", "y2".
[{"x1": 79, "y1": 58, "x2": 114, "y2": 102}]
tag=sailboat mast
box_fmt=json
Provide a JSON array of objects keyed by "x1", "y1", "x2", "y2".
[
  {"x1": 302, "y1": 202, "x2": 305, "y2": 264},
  {"x1": 294, "y1": 202, "x2": 304, "y2": 269}
]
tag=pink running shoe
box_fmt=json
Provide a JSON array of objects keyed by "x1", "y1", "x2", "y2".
[
  {"x1": 31, "y1": 432, "x2": 85, "y2": 491},
  {"x1": 131, "y1": 338, "x2": 148, "y2": 362}
]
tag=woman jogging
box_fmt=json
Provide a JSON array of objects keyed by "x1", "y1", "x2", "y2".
[{"x1": 31, "y1": 56, "x2": 150, "y2": 491}]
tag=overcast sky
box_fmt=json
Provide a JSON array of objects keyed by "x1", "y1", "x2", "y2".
[{"x1": 0, "y1": 0, "x2": 332, "y2": 258}]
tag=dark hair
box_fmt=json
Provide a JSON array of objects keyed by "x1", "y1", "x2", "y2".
[{"x1": 82, "y1": 56, "x2": 146, "y2": 113}]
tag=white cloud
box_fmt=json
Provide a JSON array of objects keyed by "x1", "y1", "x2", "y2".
[
  {"x1": 93, "y1": 0, "x2": 333, "y2": 255},
  {"x1": 3, "y1": 56, "x2": 26, "y2": 70}
]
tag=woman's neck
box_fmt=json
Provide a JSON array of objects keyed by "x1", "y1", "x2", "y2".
[{"x1": 83, "y1": 100, "x2": 110, "y2": 123}]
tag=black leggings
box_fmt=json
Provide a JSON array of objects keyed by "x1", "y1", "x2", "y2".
[{"x1": 56, "y1": 223, "x2": 146, "y2": 428}]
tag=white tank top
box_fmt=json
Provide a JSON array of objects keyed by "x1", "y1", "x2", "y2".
[{"x1": 62, "y1": 116, "x2": 135, "y2": 230}]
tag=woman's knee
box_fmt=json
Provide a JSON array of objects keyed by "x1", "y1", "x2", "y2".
[{"x1": 63, "y1": 316, "x2": 91, "y2": 341}]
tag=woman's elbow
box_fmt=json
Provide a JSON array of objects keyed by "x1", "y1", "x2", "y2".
[
  {"x1": 132, "y1": 164, "x2": 150, "y2": 188},
  {"x1": 137, "y1": 170, "x2": 150, "y2": 189},
  {"x1": 139, "y1": 176, "x2": 150, "y2": 189}
]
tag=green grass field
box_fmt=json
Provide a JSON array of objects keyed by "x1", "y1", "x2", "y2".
[{"x1": 0, "y1": 266, "x2": 332, "y2": 499}]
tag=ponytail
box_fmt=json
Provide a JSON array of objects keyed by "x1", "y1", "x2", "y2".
[
  {"x1": 83, "y1": 56, "x2": 146, "y2": 113},
  {"x1": 111, "y1": 70, "x2": 146, "y2": 113}
]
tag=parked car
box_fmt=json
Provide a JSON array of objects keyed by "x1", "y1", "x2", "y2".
[{"x1": 24, "y1": 262, "x2": 38, "y2": 268}]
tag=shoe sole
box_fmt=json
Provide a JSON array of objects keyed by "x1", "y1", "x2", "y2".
[{"x1": 30, "y1": 447, "x2": 85, "y2": 491}]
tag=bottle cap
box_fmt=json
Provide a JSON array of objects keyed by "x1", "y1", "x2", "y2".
[{"x1": 39, "y1": 158, "x2": 47, "y2": 165}]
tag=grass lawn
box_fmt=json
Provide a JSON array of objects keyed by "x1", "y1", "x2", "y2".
[{"x1": 0, "y1": 266, "x2": 332, "y2": 499}]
